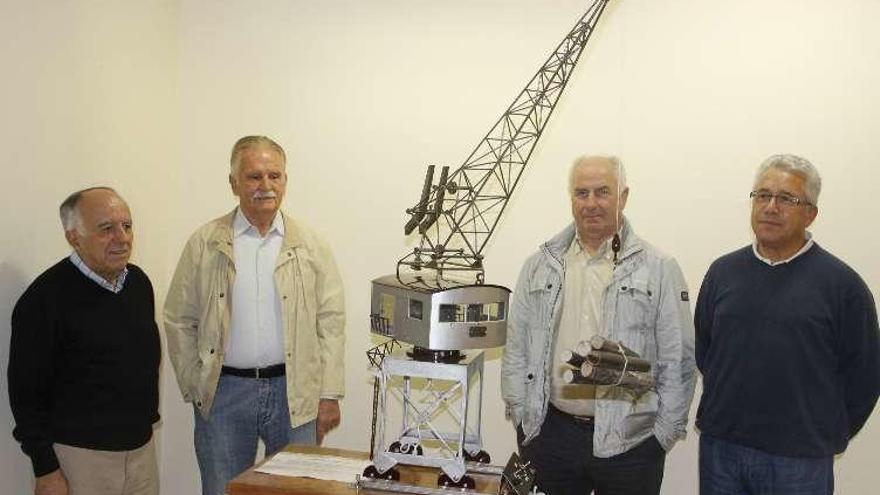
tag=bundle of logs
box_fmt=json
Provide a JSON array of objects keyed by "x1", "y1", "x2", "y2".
[{"x1": 562, "y1": 335, "x2": 654, "y2": 396}]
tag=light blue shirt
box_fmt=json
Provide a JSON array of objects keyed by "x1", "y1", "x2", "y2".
[
  {"x1": 69, "y1": 251, "x2": 128, "y2": 293},
  {"x1": 224, "y1": 208, "x2": 286, "y2": 368}
]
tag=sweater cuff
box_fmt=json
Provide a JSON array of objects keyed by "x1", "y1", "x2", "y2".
[{"x1": 31, "y1": 445, "x2": 60, "y2": 478}]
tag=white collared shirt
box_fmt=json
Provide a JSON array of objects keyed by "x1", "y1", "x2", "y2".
[
  {"x1": 69, "y1": 251, "x2": 128, "y2": 293},
  {"x1": 752, "y1": 231, "x2": 815, "y2": 266},
  {"x1": 550, "y1": 236, "x2": 614, "y2": 416},
  {"x1": 224, "y1": 208, "x2": 286, "y2": 368}
]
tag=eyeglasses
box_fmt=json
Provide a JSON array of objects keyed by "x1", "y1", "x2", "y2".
[{"x1": 749, "y1": 191, "x2": 813, "y2": 208}]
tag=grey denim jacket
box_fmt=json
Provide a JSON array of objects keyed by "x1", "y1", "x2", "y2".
[{"x1": 501, "y1": 219, "x2": 696, "y2": 457}]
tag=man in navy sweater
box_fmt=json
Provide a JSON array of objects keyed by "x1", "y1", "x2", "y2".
[
  {"x1": 695, "y1": 155, "x2": 879, "y2": 494},
  {"x1": 8, "y1": 187, "x2": 160, "y2": 495}
]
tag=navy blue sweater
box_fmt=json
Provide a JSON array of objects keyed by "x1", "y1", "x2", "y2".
[
  {"x1": 695, "y1": 244, "x2": 879, "y2": 457},
  {"x1": 8, "y1": 259, "x2": 161, "y2": 476}
]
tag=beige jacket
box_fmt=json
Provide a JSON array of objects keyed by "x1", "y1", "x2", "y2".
[{"x1": 164, "y1": 210, "x2": 345, "y2": 427}]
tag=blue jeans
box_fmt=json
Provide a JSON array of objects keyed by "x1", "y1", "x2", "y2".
[
  {"x1": 194, "y1": 374, "x2": 317, "y2": 495},
  {"x1": 699, "y1": 434, "x2": 833, "y2": 495}
]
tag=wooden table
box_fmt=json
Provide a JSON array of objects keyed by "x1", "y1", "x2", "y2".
[{"x1": 227, "y1": 445, "x2": 502, "y2": 495}]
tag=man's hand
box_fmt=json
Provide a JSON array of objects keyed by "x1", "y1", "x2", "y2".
[
  {"x1": 35, "y1": 469, "x2": 68, "y2": 495},
  {"x1": 316, "y1": 398, "x2": 341, "y2": 445}
]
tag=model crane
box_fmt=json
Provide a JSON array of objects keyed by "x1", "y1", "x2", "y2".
[{"x1": 361, "y1": 1, "x2": 613, "y2": 492}]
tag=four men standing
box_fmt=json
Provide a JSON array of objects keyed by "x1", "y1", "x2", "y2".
[
  {"x1": 6, "y1": 149, "x2": 878, "y2": 495},
  {"x1": 163, "y1": 136, "x2": 346, "y2": 495}
]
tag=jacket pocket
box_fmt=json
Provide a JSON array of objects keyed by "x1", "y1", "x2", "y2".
[
  {"x1": 614, "y1": 278, "x2": 657, "y2": 353},
  {"x1": 527, "y1": 266, "x2": 558, "y2": 337},
  {"x1": 623, "y1": 410, "x2": 656, "y2": 439}
]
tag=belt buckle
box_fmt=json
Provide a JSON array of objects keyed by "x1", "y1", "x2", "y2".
[{"x1": 254, "y1": 367, "x2": 262, "y2": 379}]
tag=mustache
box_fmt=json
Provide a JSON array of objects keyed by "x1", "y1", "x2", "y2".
[{"x1": 252, "y1": 190, "x2": 278, "y2": 200}]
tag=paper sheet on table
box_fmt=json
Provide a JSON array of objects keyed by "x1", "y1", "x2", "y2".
[{"x1": 255, "y1": 452, "x2": 371, "y2": 483}]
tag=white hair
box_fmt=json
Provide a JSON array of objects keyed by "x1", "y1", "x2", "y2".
[
  {"x1": 568, "y1": 155, "x2": 627, "y2": 193},
  {"x1": 754, "y1": 154, "x2": 822, "y2": 205},
  {"x1": 229, "y1": 135, "x2": 287, "y2": 176}
]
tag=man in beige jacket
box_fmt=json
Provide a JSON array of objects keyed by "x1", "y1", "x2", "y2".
[{"x1": 164, "y1": 136, "x2": 346, "y2": 495}]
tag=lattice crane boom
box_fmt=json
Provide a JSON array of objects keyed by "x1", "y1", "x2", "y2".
[
  {"x1": 399, "y1": 0, "x2": 611, "y2": 287},
  {"x1": 364, "y1": 4, "x2": 615, "y2": 485}
]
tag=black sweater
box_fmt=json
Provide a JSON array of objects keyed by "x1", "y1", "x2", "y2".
[
  {"x1": 695, "y1": 244, "x2": 879, "y2": 457},
  {"x1": 8, "y1": 259, "x2": 160, "y2": 476}
]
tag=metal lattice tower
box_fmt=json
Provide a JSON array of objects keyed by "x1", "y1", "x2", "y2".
[{"x1": 399, "y1": 0, "x2": 611, "y2": 288}]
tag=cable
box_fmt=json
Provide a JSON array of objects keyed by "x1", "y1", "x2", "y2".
[{"x1": 612, "y1": 158, "x2": 622, "y2": 265}]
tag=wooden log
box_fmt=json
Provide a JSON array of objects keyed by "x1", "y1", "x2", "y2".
[
  {"x1": 561, "y1": 349, "x2": 586, "y2": 368},
  {"x1": 588, "y1": 335, "x2": 638, "y2": 357},
  {"x1": 563, "y1": 365, "x2": 653, "y2": 395},
  {"x1": 562, "y1": 368, "x2": 585, "y2": 384},
  {"x1": 581, "y1": 363, "x2": 654, "y2": 389},
  {"x1": 585, "y1": 349, "x2": 650, "y2": 373}
]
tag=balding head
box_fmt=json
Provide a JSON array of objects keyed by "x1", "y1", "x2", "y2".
[
  {"x1": 60, "y1": 187, "x2": 124, "y2": 233},
  {"x1": 61, "y1": 187, "x2": 133, "y2": 282}
]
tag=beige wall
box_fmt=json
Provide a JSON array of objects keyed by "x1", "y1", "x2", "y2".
[
  {"x1": 0, "y1": 1, "x2": 179, "y2": 494},
  {"x1": 2, "y1": 1, "x2": 878, "y2": 494}
]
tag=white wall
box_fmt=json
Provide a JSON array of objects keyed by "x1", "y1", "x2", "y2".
[
  {"x1": 0, "y1": 1, "x2": 179, "y2": 494},
  {"x1": 2, "y1": 1, "x2": 878, "y2": 494}
]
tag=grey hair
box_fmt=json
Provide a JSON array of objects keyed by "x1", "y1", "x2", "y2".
[
  {"x1": 754, "y1": 154, "x2": 822, "y2": 205},
  {"x1": 59, "y1": 186, "x2": 120, "y2": 232},
  {"x1": 568, "y1": 155, "x2": 627, "y2": 193},
  {"x1": 230, "y1": 135, "x2": 287, "y2": 176}
]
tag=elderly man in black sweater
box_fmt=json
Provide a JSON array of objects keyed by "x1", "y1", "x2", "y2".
[
  {"x1": 8, "y1": 187, "x2": 160, "y2": 495},
  {"x1": 695, "y1": 155, "x2": 879, "y2": 495}
]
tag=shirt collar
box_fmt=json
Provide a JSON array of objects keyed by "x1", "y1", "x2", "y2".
[
  {"x1": 569, "y1": 235, "x2": 614, "y2": 262},
  {"x1": 69, "y1": 251, "x2": 128, "y2": 293},
  {"x1": 233, "y1": 207, "x2": 285, "y2": 238},
  {"x1": 752, "y1": 231, "x2": 814, "y2": 266}
]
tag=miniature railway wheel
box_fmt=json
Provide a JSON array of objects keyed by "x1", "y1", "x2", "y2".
[
  {"x1": 363, "y1": 464, "x2": 400, "y2": 482},
  {"x1": 464, "y1": 449, "x2": 491, "y2": 464},
  {"x1": 438, "y1": 473, "x2": 476, "y2": 490}
]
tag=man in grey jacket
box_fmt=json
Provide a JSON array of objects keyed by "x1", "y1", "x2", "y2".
[{"x1": 501, "y1": 155, "x2": 695, "y2": 495}]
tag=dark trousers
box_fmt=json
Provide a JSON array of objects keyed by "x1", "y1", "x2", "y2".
[
  {"x1": 519, "y1": 405, "x2": 666, "y2": 495},
  {"x1": 699, "y1": 434, "x2": 834, "y2": 495}
]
